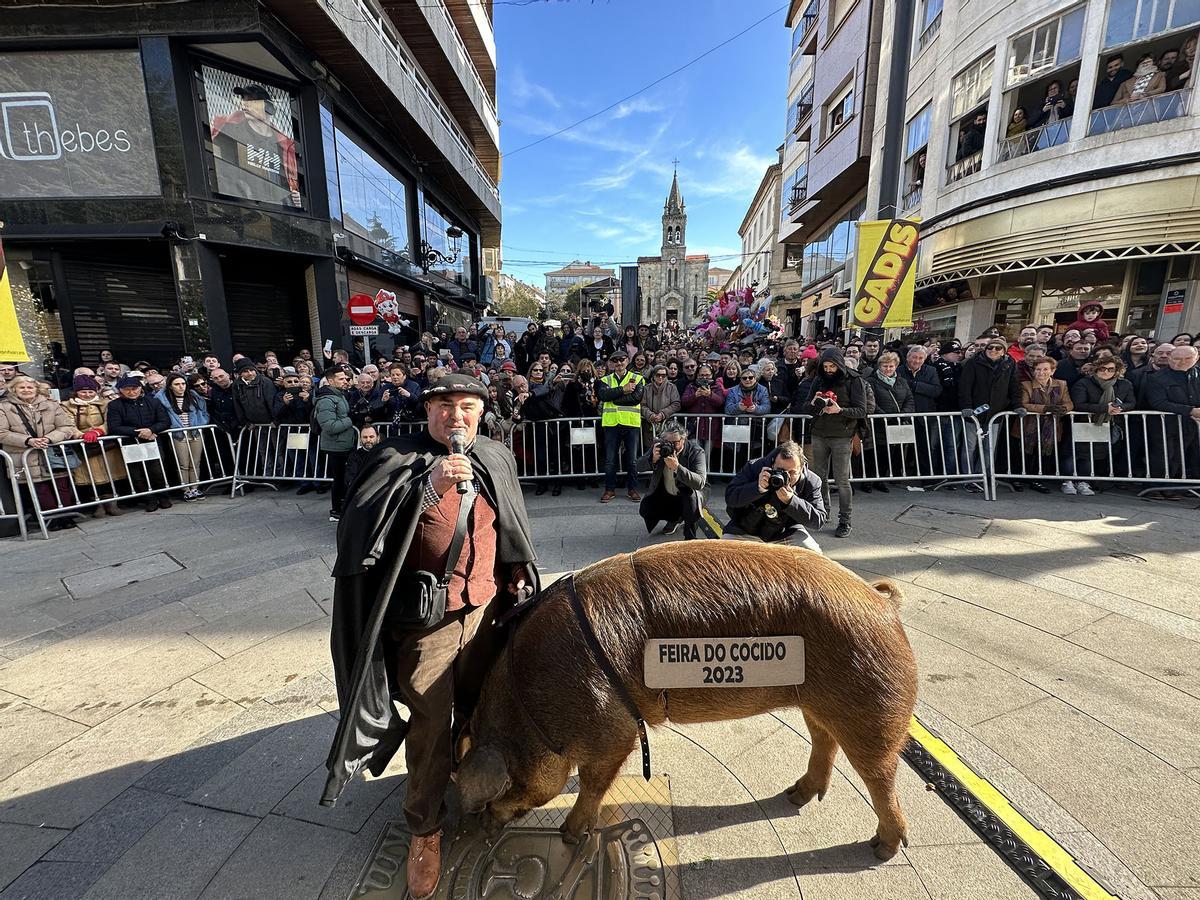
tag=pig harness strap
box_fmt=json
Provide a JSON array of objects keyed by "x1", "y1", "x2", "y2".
[
  {"x1": 506, "y1": 573, "x2": 653, "y2": 781},
  {"x1": 564, "y1": 574, "x2": 653, "y2": 781}
]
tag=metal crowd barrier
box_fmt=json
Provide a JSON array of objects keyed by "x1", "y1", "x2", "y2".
[
  {"x1": 988, "y1": 410, "x2": 1200, "y2": 497},
  {"x1": 508, "y1": 417, "x2": 611, "y2": 481},
  {"x1": 673, "y1": 412, "x2": 811, "y2": 478},
  {"x1": 0, "y1": 449, "x2": 29, "y2": 541},
  {"x1": 230, "y1": 423, "x2": 335, "y2": 495},
  {"x1": 17, "y1": 425, "x2": 236, "y2": 539},
  {"x1": 851, "y1": 412, "x2": 991, "y2": 498},
  {"x1": 373, "y1": 421, "x2": 427, "y2": 440}
]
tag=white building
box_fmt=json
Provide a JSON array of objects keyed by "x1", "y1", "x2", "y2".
[{"x1": 864, "y1": 0, "x2": 1200, "y2": 342}]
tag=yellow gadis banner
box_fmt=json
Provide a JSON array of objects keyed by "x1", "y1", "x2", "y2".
[
  {"x1": 0, "y1": 239, "x2": 31, "y2": 363},
  {"x1": 851, "y1": 219, "x2": 919, "y2": 328}
]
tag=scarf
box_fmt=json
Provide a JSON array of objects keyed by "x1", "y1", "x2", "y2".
[
  {"x1": 1030, "y1": 381, "x2": 1065, "y2": 452},
  {"x1": 1091, "y1": 376, "x2": 1117, "y2": 424},
  {"x1": 876, "y1": 372, "x2": 897, "y2": 386}
]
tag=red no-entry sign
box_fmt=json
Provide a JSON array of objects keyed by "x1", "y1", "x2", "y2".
[{"x1": 347, "y1": 293, "x2": 377, "y2": 326}]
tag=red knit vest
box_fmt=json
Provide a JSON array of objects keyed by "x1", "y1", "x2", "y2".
[{"x1": 404, "y1": 488, "x2": 499, "y2": 612}]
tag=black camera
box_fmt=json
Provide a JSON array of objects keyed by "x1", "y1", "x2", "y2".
[
  {"x1": 656, "y1": 438, "x2": 676, "y2": 459},
  {"x1": 766, "y1": 468, "x2": 789, "y2": 491}
]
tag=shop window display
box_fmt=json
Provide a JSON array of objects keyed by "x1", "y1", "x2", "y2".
[{"x1": 197, "y1": 63, "x2": 305, "y2": 209}]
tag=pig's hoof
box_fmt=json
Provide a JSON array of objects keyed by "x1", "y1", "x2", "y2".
[
  {"x1": 559, "y1": 821, "x2": 587, "y2": 845},
  {"x1": 785, "y1": 779, "x2": 825, "y2": 808}
]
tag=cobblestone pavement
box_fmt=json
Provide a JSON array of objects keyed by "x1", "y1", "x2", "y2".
[{"x1": 0, "y1": 483, "x2": 1197, "y2": 899}]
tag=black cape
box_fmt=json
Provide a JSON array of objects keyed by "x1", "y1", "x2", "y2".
[{"x1": 321, "y1": 431, "x2": 537, "y2": 805}]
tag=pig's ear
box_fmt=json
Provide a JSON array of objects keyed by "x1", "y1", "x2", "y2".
[{"x1": 458, "y1": 744, "x2": 511, "y2": 813}]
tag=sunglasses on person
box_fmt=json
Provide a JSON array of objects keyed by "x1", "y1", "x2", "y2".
[{"x1": 985, "y1": 344, "x2": 1006, "y2": 351}]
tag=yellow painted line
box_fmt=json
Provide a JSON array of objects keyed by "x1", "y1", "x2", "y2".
[{"x1": 909, "y1": 717, "x2": 1118, "y2": 900}]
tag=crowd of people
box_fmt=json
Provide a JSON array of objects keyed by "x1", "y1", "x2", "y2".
[{"x1": 1, "y1": 301, "x2": 1198, "y2": 535}]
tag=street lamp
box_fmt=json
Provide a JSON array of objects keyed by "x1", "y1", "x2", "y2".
[{"x1": 419, "y1": 224, "x2": 464, "y2": 273}]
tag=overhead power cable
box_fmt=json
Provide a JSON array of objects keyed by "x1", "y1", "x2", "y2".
[{"x1": 501, "y1": 2, "x2": 789, "y2": 159}]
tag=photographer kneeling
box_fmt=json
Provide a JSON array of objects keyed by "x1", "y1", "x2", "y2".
[
  {"x1": 636, "y1": 419, "x2": 707, "y2": 539},
  {"x1": 723, "y1": 441, "x2": 827, "y2": 552}
]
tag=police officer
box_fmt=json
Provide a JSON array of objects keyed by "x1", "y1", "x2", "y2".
[
  {"x1": 596, "y1": 348, "x2": 645, "y2": 503},
  {"x1": 723, "y1": 441, "x2": 828, "y2": 552}
]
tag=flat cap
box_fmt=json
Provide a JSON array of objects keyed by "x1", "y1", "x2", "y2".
[
  {"x1": 609, "y1": 348, "x2": 629, "y2": 360},
  {"x1": 421, "y1": 372, "x2": 489, "y2": 402}
]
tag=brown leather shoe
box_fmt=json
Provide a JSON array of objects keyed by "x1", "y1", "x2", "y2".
[
  {"x1": 627, "y1": 489, "x2": 642, "y2": 501},
  {"x1": 407, "y1": 830, "x2": 442, "y2": 900},
  {"x1": 600, "y1": 490, "x2": 615, "y2": 503}
]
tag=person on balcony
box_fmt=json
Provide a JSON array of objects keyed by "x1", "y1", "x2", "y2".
[
  {"x1": 1031, "y1": 80, "x2": 1072, "y2": 127},
  {"x1": 1113, "y1": 53, "x2": 1166, "y2": 104},
  {"x1": 1168, "y1": 34, "x2": 1196, "y2": 91},
  {"x1": 956, "y1": 112, "x2": 987, "y2": 160},
  {"x1": 1093, "y1": 54, "x2": 1133, "y2": 108},
  {"x1": 1006, "y1": 106, "x2": 1028, "y2": 139}
]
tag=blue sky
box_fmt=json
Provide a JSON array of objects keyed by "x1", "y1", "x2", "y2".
[{"x1": 494, "y1": 0, "x2": 790, "y2": 286}]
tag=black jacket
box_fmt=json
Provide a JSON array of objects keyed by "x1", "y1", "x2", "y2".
[
  {"x1": 802, "y1": 348, "x2": 869, "y2": 438},
  {"x1": 900, "y1": 363, "x2": 943, "y2": 413},
  {"x1": 343, "y1": 445, "x2": 373, "y2": 498},
  {"x1": 1069, "y1": 375, "x2": 1136, "y2": 415},
  {"x1": 106, "y1": 393, "x2": 171, "y2": 437},
  {"x1": 323, "y1": 431, "x2": 536, "y2": 806},
  {"x1": 932, "y1": 358, "x2": 962, "y2": 412},
  {"x1": 636, "y1": 439, "x2": 707, "y2": 497},
  {"x1": 1054, "y1": 356, "x2": 1090, "y2": 389},
  {"x1": 271, "y1": 390, "x2": 313, "y2": 425},
  {"x1": 866, "y1": 371, "x2": 915, "y2": 414},
  {"x1": 958, "y1": 354, "x2": 1021, "y2": 421},
  {"x1": 725, "y1": 448, "x2": 828, "y2": 543},
  {"x1": 207, "y1": 385, "x2": 239, "y2": 432},
  {"x1": 232, "y1": 374, "x2": 277, "y2": 425},
  {"x1": 1144, "y1": 367, "x2": 1200, "y2": 416}
]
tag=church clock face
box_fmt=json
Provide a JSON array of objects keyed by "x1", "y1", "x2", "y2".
[{"x1": 669, "y1": 256, "x2": 678, "y2": 265}]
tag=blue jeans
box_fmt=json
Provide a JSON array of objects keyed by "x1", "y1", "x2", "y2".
[{"x1": 604, "y1": 424, "x2": 639, "y2": 491}]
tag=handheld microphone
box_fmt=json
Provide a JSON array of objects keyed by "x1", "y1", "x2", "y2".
[{"x1": 449, "y1": 430, "x2": 469, "y2": 494}]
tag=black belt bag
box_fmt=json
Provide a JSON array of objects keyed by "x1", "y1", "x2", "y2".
[{"x1": 386, "y1": 490, "x2": 476, "y2": 630}]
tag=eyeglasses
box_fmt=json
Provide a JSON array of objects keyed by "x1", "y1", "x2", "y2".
[
  {"x1": 985, "y1": 344, "x2": 1006, "y2": 351},
  {"x1": 654, "y1": 373, "x2": 667, "y2": 378},
  {"x1": 684, "y1": 364, "x2": 696, "y2": 369},
  {"x1": 1096, "y1": 365, "x2": 1117, "y2": 372}
]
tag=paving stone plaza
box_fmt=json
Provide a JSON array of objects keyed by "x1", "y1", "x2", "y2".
[{"x1": 1, "y1": 486, "x2": 1198, "y2": 899}]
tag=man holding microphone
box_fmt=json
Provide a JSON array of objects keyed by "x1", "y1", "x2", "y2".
[{"x1": 323, "y1": 373, "x2": 537, "y2": 900}]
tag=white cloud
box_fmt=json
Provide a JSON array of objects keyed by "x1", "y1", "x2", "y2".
[
  {"x1": 612, "y1": 97, "x2": 666, "y2": 119},
  {"x1": 689, "y1": 143, "x2": 776, "y2": 199},
  {"x1": 509, "y1": 67, "x2": 561, "y2": 110}
]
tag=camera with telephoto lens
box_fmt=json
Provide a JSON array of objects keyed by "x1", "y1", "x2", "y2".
[
  {"x1": 766, "y1": 467, "x2": 790, "y2": 491},
  {"x1": 656, "y1": 438, "x2": 676, "y2": 459},
  {"x1": 812, "y1": 390, "x2": 838, "y2": 410}
]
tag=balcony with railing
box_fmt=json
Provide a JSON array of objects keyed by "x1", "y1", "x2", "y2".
[
  {"x1": 946, "y1": 151, "x2": 983, "y2": 184},
  {"x1": 789, "y1": 175, "x2": 810, "y2": 213},
  {"x1": 791, "y1": 0, "x2": 819, "y2": 57},
  {"x1": 902, "y1": 184, "x2": 923, "y2": 214},
  {"x1": 1088, "y1": 89, "x2": 1192, "y2": 136},
  {"x1": 997, "y1": 116, "x2": 1072, "y2": 161},
  {"x1": 916, "y1": 10, "x2": 942, "y2": 53}
]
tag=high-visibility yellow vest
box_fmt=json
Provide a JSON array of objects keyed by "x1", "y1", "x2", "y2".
[{"x1": 601, "y1": 370, "x2": 644, "y2": 428}]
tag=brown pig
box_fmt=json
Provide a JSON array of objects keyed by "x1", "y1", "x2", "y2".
[{"x1": 456, "y1": 540, "x2": 918, "y2": 860}]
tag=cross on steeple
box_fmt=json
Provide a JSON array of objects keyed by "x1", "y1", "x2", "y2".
[{"x1": 671, "y1": 157, "x2": 680, "y2": 171}]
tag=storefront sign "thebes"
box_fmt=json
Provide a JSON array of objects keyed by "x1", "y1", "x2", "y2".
[{"x1": 0, "y1": 50, "x2": 160, "y2": 199}]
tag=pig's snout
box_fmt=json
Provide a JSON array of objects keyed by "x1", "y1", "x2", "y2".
[{"x1": 457, "y1": 744, "x2": 512, "y2": 814}]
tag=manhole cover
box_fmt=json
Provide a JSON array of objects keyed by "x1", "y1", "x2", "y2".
[
  {"x1": 895, "y1": 505, "x2": 993, "y2": 538},
  {"x1": 351, "y1": 776, "x2": 677, "y2": 900}
]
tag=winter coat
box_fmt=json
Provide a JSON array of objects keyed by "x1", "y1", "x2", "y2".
[
  {"x1": 106, "y1": 393, "x2": 172, "y2": 439},
  {"x1": 232, "y1": 374, "x2": 277, "y2": 425},
  {"x1": 641, "y1": 380, "x2": 681, "y2": 423},
  {"x1": 207, "y1": 384, "x2": 239, "y2": 432},
  {"x1": 61, "y1": 397, "x2": 128, "y2": 486},
  {"x1": 376, "y1": 380, "x2": 423, "y2": 422},
  {"x1": 635, "y1": 438, "x2": 707, "y2": 498},
  {"x1": 958, "y1": 353, "x2": 1021, "y2": 421},
  {"x1": 314, "y1": 386, "x2": 356, "y2": 453},
  {"x1": 155, "y1": 390, "x2": 211, "y2": 433},
  {"x1": 932, "y1": 358, "x2": 962, "y2": 411},
  {"x1": 899, "y1": 363, "x2": 943, "y2": 413},
  {"x1": 866, "y1": 372, "x2": 915, "y2": 414},
  {"x1": 1017, "y1": 378, "x2": 1074, "y2": 444},
  {"x1": 0, "y1": 395, "x2": 80, "y2": 482},
  {"x1": 1065, "y1": 301, "x2": 1111, "y2": 342},
  {"x1": 1070, "y1": 376, "x2": 1136, "y2": 416},
  {"x1": 802, "y1": 348, "x2": 869, "y2": 439},
  {"x1": 724, "y1": 448, "x2": 828, "y2": 543},
  {"x1": 345, "y1": 386, "x2": 383, "y2": 428},
  {"x1": 1054, "y1": 356, "x2": 1090, "y2": 389},
  {"x1": 562, "y1": 379, "x2": 600, "y2": 418},
  {"x1": 680, "y1": 381, "x2": 726, "y2": 443},
  {"x1": 723, "y1": 383, "x2": 771, "y2": 416},
  {"x1": 1143, "y1": 367, "x2": 1200, "y2": 416},
  {"x1": 271, "y1": 388, "x2": 314, "y2": 425},
  {"x1": 585, "y1": 336, "x2": 614, "y2": 365},
  {"x1": 447, "y1": 338, "x2": 477, "y2": 365},
  {"x1": 558, "y1": 334, "x2": 586, "y2": 364}
]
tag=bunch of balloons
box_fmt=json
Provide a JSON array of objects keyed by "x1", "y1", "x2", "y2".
[{"x1": 694, "y1": 287, "x2": 781, "y2": 343}]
